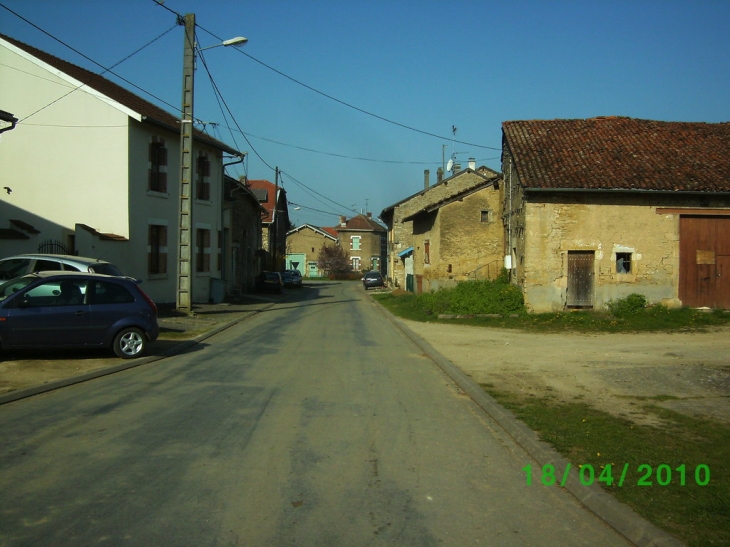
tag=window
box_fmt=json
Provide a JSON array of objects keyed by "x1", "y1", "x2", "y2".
[
  {"x1": 23, "y1": 280, "x2": 87, "y2": 307},
  {"x1": 351, "y1": 256, "x2": 361, "y2": 270},
  {"x1": 148, "y1": 137, "x2": 168, "y2": 192},
  {"x1": 148, "y1": 224, "x2": 168, "y2": 275},
  {"x1": 351, "y1": 236, "x2": 361, "y2": 251},
  {"x1": 371, "y1": 257, "x2": 379, "y2": 271},
  {"x1": 616, "y1": 252, "x2": 632, "y2": 274},
  {"x1": 89, "y1": 280, "x2": 134, "y2": 305},
  {"x1": 196, "y1": 228, "x2": 211, "y2": 272},
  {"x1": 196, "y1": 153, "x2": 211, "y2": 201},
  {"x1": 424, "y1": 240, "x2": 430, "y2": 264},
  {"x1": 481, "y1": 210, "x2": 492, "y2": 223}
]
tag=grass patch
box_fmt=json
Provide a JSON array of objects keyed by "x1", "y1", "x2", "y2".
[
  {"x1": 481, "y1": 387, "x2": 729, "y2": 547},
  {"x1": 373, "y1": 290, "x2": 730, "y2": 333}
]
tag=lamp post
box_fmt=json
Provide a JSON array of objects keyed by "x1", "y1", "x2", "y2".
[{"x1": 176, "y1": 13, "x2": 247, "y2": 313}]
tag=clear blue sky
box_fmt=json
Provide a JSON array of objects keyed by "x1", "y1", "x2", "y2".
[{"x1": 2, "y1": 0, "x2": 729, "y2": 228}]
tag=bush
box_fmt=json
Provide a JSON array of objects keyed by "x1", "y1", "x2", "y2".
[
  {"x1": 415, "y1": 275, "x2": 525, "y2": 316},
  {"x1": 606, "y1": 293, "x2": 647, "y2": 317}
]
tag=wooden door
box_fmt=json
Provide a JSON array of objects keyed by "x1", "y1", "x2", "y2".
[
  {"x1": 567, "y1": 251, "x2": 594, "y2": 307},
  {"x1": 679, "y1": 216, "x2": 730, "y2": 308}
]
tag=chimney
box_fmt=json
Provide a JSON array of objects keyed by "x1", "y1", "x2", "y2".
[
  {"x1": 367, "y1": 212, "x2": 372, "y2": 218},
  {"x1": 453, "y1": 162, "x2": 461, "y2": 172},
  {"x1": 437, "y1": 167, "x2": 443, "y2": 184},
  {"x1": 468, "y1": 157, "x2": 476, "y2": 170},
  {"x1": 339, "y1": 215, "x2": 346, "y2": 227},
  {"x1": 424, "y1": 169, "x2": 430, "y2": 190}
]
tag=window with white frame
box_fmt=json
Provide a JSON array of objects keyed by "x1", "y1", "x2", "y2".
[
  {"x1": 351, "y1": 256, "x2": 361, "y2": 270},
  {"x1": 351, "y1": 236, "x2": 361, "y2": 250}
]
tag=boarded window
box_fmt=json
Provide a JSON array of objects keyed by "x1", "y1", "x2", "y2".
[
  {"x1": 148, "y1": 139, "x2": 168, "y2": 193},
  {"x1": 148, "y1": 224, "x2": 168, "y2": 274},
  {"x1": 196, "y1": 229, "x2": 211, "y2": 272},
  {"x1": 196, "y1": 154, "x2": 211, "y2": 201}
]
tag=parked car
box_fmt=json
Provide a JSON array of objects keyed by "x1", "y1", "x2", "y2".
[
  {"x1": 362, "y1": 271, "x2": 385, "y2": 290},
  {"x1": 0, "y1": 271, "x2": 158, "y2": 359},
  {"x1": 0, "y1": 253, "x2": 125, "y2": 280},
  {"x1": 281, "y1": 269, "x2": 302, "y2": 288},
  {"x1": 256, "y1": 271, "x2": 283, "y2": 294}
]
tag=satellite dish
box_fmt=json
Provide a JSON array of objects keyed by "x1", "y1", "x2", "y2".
[{"x1": 446, "y1": 159, "x2": 454, "y2": 172}]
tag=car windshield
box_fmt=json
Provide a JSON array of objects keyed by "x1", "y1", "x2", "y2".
[
  {"x1": 0, "y1": 276, "x2": 36, "y2": 301},
  {"x1": 88, "y1": 263, "x2": 124, "y2": 276},
  {"x1": 0, "y1": 258, "x2": 30, "y2": 280}
]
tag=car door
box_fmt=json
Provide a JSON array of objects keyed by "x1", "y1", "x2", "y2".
[{"x1": 3, "y1": 278, "x2": 91, "y2": 348}]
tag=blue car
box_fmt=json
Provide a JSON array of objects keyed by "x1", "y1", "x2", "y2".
[{"x1": 0, "y1": 272, "x2": 159, "y2": 359}]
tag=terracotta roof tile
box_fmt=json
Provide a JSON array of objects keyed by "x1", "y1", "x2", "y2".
[{"x1": 502, "y1": 117, "x2": 730, "y2": 192}]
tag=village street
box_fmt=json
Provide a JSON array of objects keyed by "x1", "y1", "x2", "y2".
[{"x1": 0, "y1": 282, "x2": 638, "y2": 547}]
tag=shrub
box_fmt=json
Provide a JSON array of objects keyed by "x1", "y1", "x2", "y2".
[
  {"x1": 414, "y1": 276, "x2": 525, "y2": 316},
  {"x1": 606, "y1": 293, "x2": 647, "y2": 317}
]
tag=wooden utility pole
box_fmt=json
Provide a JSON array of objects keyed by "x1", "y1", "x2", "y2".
[{"x1": 177, "y1": 13, "x2": 195, "y2": 312}]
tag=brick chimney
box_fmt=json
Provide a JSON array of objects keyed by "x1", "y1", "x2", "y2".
[
  {"x1": 437, "y1": 167, "x2": 443, "y2": 184},
  {"x1": 424, "y1": 169, "x2": 430, "y2": 190},
  {"x1": 366, "y1": 212, "x2": 372, "y2": 218},
  {"x1": 339, "y1": 215, "x2": 347, "y2": 227}
]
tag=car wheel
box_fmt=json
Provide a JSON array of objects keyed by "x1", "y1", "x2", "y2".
[{"x1": 113, "y1": 327, "x2": 146, "y2": 359}]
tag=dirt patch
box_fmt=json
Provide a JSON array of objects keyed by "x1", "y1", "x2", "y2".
[{"x1": 403, "y1": 320, "x2": 730, "y2": 426}]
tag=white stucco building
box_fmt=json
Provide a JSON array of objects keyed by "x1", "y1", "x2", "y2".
[{"x1": 0, "y1": 33, "x2": 245, "y2": 304}]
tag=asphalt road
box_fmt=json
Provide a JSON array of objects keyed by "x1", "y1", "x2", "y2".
[{"x1": 0, "y1": 282, "x2": 631, "y2": 546}]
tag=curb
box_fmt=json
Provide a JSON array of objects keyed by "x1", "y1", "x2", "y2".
[
  {"x1": 373, "y1": 303, "x2": 684, "y2": 547},
  {"x1": 0, "y1": 302, "x2": 277, "y2": 406}
]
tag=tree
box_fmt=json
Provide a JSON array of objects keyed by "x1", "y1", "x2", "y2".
[{"x1": 317, "y1": 243, "x2": 351, "y2": 274}]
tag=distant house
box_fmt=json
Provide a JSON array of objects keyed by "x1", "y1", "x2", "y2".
[
  {"x1": 246, "y1": 179, "x2": 289, "y2": 271},
  {"x1": 0, "y1": 34, "x2": 244, "y2": 304},
  {"x1": 333, "y1": 213, "x2": 386, "y2": 273},
  {"x1": 380, "y1": 165, "x2": 501, "y2": 292},
  {"x1": 501, "y1": 116, "x2": 730, "y2": 312},
  {"x1": 223, "y1": 175, "x2": 265, "y2": 294},
  {"x1": 286, "y1": 224, "x2": 338, "y2": 277}
]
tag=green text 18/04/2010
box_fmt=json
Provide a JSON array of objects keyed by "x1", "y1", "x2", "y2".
[{"x1": 523, "y1": 463, "x2": 710, "y2": 487}]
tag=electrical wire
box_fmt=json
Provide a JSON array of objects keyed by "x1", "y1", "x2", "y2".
[{"x1": 0, "y1": 3, "x2": 181, "y2": 122}]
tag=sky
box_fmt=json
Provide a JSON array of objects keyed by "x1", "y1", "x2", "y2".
[{"x1": 1, "y1": 0, "x2": 729, "y2": 228}]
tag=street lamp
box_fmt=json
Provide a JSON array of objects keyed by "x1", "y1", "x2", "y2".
[{"x1": 177, "y1": 13, "x2": 246, "y2": 313}]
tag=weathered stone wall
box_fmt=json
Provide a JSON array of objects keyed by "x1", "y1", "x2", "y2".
[
  {"x1": 522, "y1": 197, "x2": 679, "y2": 312},
  {"x1": 386, "y1": 169, "x2": 500, "y2": 288},
  {"x1": 411, "y1": 186, "x2": 504, "y2": 293}
]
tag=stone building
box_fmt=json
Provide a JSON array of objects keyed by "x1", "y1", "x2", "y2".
[
  {"x1": 502, "y1": 117, "x2": 730, "y2": 312},
  {"x1": 380, "y1": 165, "x2": 501, "y2": 292},
  {"x1": 285, "y1": 224, "x2": 338, "y2": 277},
  {"x1": 334, "y1": 214, "x2": 387, "y2": 273},
  {"x1": 223, "y1": 176, "x2": 265, "y2": 295},
  {"x1": 246, "y1": 179, "x2": 290, "y2": 272}
]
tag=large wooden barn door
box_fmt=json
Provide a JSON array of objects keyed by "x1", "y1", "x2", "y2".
[
  {"x1": 567, "y1": 251, "x2": 594, "y2": 307},
  {"x1": 679, "y1": 216, "x2": 730, "y2": 308}
]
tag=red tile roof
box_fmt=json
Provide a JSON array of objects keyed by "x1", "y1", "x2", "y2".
[
  {"x1": 340, "y1": 214, "x2": 386, "y2": 232},
  {"x1": 502, "y1": 117, "x2": 730, "y2": 192},
  {"x1": 246, "y1": 179, "x2": 286, "y2": 223},
  {"x1": 1, "y1": 34, "x2": 238, "y2": 154}
]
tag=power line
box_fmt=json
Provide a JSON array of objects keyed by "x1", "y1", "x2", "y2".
[{"x1": 193, "y1": 22, "x2": 502, "y2": 152}]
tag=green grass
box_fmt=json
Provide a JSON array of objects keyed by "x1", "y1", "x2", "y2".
[
  {"x1": 373, "y1": 291, "x2": 730, "y2": 333},
  {"x1": 482, "y1": 388, "x2": 729, "y2": 547}
]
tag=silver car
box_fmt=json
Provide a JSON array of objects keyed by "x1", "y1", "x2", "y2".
[{"x1": 0, "y1": 254, "x2": 124, "y2": 280}]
